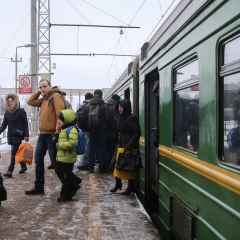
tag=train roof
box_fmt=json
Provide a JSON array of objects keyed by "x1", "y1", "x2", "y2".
[
  {"x1": 140, "y1": 0, "x2": 211, "y2": 65},
  {"x1": 105, "y1": 58, "x2": 138, "y2": 100}
]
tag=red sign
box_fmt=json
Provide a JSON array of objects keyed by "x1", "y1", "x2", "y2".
[{"x1": 18, "y1": 75, "x2": 32, "y2": 94}]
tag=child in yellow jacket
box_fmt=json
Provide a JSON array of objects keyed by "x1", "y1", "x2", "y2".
[{"x1": 55, "y1": 109, "x2": 81, "y2": 202}]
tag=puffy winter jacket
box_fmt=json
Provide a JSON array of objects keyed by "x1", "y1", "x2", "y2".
[{"x1": 57, "y1": 109, "x2": 78, "y2": 163}]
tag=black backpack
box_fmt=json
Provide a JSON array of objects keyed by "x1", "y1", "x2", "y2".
[
  {"x1": 0, "y1": 173, "x2": 7, "y2": 205},
  {"x1": 76, "y1": 104, "x2": 89, "y2": 131},
  {"x1": 88, "y1": 103, "x2": 102, "y2": 131}
]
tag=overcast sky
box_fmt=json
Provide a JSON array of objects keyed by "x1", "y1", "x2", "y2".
[{"x1": 0, "y1": 0, "x2": 180, "y2": 90}]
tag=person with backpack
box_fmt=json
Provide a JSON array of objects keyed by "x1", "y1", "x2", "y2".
[
  {"x1": 25, "y1": 79, "x2": 65, "y2": 195},
  {"x1": 104, "y1": 94, "x2": 120, "y2": 171},
  {"x1": 88, "y1": 89, "x2": 107, "y2": 172},
  {"x1": 76, "y1": 92, "x2": 93, "y2": 170},
  {"x1": 0, "y1": 94, "x2": 29, "y2": 178},
  {"x1": 55, "y1": 109, "x2": 80, "y2": 202}
]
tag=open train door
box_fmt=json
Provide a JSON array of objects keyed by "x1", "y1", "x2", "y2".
[{"x1": 145, "y1": 69, "x2": 160, "y2": 220}]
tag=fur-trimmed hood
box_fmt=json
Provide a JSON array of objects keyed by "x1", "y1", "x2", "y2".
[{"x1": 5, "y1": 94, "x2": 20, "y2": 112}]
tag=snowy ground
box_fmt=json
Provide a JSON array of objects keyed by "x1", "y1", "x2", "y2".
[{"x1": 0, "y1": 150, "x2": 160, "y2": 240}]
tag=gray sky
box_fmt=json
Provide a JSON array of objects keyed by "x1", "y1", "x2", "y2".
[{"x1": 0, "y1": 0, "x2": 180, "y2": 90}]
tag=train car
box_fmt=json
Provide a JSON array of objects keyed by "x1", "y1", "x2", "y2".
[
  {"x1": 138, "y1": 0, "x2": 240, "y2": 239},
  {"x1": 105, "y1": 58, "x2": 139, "y2": 116}
]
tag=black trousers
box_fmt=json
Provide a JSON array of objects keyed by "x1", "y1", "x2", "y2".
[
  {"x1": 55, "y1": 161, "x2": 79, "y2": 199},
  {"x1": 8, "y1": 143, "x2": 26, "y2": 173}
]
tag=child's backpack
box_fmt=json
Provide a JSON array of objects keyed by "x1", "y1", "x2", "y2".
[
  {"x1": 0, "y1": 173, "x2": 7, "y2": 205},
  {"x1": 88, "y1": 104, "x2": 102, "y2": 131},
  {"x1": 66, "y1": 126, "x2": 86, "y2": 155},
  {"x1": 227, "y1": 127, "x2": 240, "y2": 151}
]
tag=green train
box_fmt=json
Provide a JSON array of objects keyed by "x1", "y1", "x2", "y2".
[{"x1": 105, "y1": 0, "x2": 240, "y2": 239}]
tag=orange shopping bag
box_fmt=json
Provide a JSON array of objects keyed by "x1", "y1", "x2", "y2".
[{"x1": 16, "y1": 143, "x2": 34, "y2": 165}]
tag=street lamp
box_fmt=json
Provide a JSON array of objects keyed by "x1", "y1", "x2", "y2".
[{"x1": 11, "y1": 43, "x2": 36, "y2": 93}]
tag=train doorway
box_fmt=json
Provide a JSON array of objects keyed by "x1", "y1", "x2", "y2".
[{"x1": 145, "y1": 69, "x2": 160, "y2": 219}]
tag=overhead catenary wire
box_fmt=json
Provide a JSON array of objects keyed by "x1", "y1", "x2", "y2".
[
  {"x1": 145, "y1": 0, "x2": 178, "y2": 41},
  {"x1": 51, "y1": 53, "x2": 137, "y2": 57},
  {"x1": 105, "y1": 0, "x2": 148, "y2": 85},
  {"x1": 64, "y1": 0, "x2": 92, "y2": 24},
  {"x1": 128, "y1": 0, "x2": 147, "y2": 25},
  {"x1": 51, "y1": 23, "x2": 140, "y2": 29},
  {"x1": 157, "y1": 0, "x2": 163, "y2": 12},
  {"x1": 80, "y1": 0, "x2": 128, "y2": 25},
  {"x1": 0, "y1": 6, "x2": 31, "y2": 57}
]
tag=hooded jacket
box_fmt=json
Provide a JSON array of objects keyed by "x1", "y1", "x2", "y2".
[
  {"x1": 0, "y1": 94, "x2": 29, "y2": 145},
  {"x1": 117, "y1": 99, "x2": 140, "y2": 149},
  {"x1": 57, "y1": 109, "x2": 78, "y2": 163},
  {"x1": 27, "y1": 87, "x2": 65, "y2": 134}
]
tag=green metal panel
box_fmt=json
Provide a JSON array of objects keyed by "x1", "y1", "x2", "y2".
[{"x1": 159, "y1": 158, "x2": 240, "y2": 239}]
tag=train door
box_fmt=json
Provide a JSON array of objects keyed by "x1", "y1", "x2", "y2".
[{"x1": 145, "y1": 69, "x2": 160, "y2": 217}]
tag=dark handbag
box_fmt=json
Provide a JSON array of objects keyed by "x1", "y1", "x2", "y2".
[
  {"x1": 0, "y1": 174, "x2": 7, "y2": 202},
  {"x1": 116, "y1": 151, "x2": 139, "y2": 171}
]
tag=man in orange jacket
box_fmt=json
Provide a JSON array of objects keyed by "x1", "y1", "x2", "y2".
[{"x1": 25, "y1": 79, "x2": 65, "y2": 195}]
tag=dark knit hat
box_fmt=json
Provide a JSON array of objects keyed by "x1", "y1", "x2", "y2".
[
  {"x1": 85, "y1": 92, "x2": 93, "y2": 100},
  {"x1": 94, "y1": 89, "x2": 103, "y2": 98},
  {"x1": 111, "y1": 94, "x2": 120, "y2": 103}
]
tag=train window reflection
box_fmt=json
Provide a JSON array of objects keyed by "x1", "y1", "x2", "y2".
[
  {"x1": 174, "y1": 60, "x2": 199, "y2": 153},
  {"x1": 176, "y1": 60, "x2": 199, "y2": 85},
  {"x1": 224, "y1": 36, "x2": 240, "y2": 65},
  {"x1": 223, "y1": 73, "x2": 240, "y2": 168},
  {"x1": 174, "y1": 85, "x2": 199, "y2": 152}
]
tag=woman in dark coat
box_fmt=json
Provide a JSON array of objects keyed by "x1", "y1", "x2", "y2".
[
  {"x1": 110, "y1": 99, "x2": 140, "y2": 195},
  {"x1": 0, "y1": 94, "x2": 29, "y2": 178}
]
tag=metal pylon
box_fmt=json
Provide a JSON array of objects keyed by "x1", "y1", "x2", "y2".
[{"x1": 38, "y1": 0, "x2": 51, "y2": 81}]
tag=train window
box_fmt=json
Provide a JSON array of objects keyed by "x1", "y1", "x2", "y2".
[
  {"x1": 220, "y1": 35, "x2": 240, "y2": 168},
  {"x1": 173, "y1": 59, "x2": 200, "y2": 153},
  {"x1": 224, "y1": 36, "x2": 240, "y2": 65}
]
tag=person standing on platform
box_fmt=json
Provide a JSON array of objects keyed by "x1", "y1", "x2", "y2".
[
  {"x1": 0, "y1": 94, "x2": 29, "y2": 178},
  {"x1": 110, "y1": 99, "x2": 140, "y2": 195},
  {"x1": 76, "y1": 92, "x2": 93, "y2": 170},
  {"x1": 88, "y1": 89, "x2": 107, "y2": 172},
  {"x1": 105, "y1": 94, "x2": 120, "y2": 171},
  {"x1": 25, "y1": 79, "x2": 65, "y2": 195},
  {"x1": 55, "y1": 109, "x2": 79, "y2": 202}
]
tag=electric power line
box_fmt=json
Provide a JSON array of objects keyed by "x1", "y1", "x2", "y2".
[
  {"x1": 106, "y1": 0, "x2": 149, "y2": 85},
  {"x1": 64, "y1": 0, "x2": 92, "y2": 24},
  {"x1": 80, "y1": 0, "x2": 128, "y2": 25},
  {"x1": 145, "y1": 0, "x2": 178, "y2": 41},
  {"x1": 129, "y1": 0, "x2": 147, "y2": 25},
  {"x1": 0, "y1": 7, "x2": 31, "y2": 57},
  {"x1": 157, "y1": 0, "x2": 163, "y2": 12}
]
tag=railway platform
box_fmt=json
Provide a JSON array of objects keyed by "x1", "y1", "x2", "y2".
[{"x1": 0, "y1": 148, "x2": 160, "y2": 240}]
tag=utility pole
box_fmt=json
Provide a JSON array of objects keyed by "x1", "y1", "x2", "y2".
[
  {"x1": 11, "y1": 53, "x2": 22, "y2": 93},
  {"x1": 38, "y1": 0, "x2": 51, "y2": 82},
  {"x1": 31, "y1": 0, "x2": 38, "y2": 134},
  {"x1": 31, "y1": 0, "x2": 38, "y2": 92}
]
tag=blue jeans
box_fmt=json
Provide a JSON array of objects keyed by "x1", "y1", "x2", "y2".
[{"x1": 34, "y1": 134, "x2": 56, "y2": 191}]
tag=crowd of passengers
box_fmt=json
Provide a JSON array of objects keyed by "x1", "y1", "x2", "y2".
[{"x1": 0, "y1": 78, "x2": 141, "y2": 203}]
